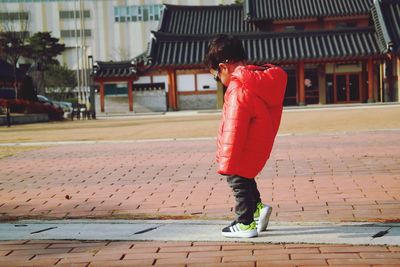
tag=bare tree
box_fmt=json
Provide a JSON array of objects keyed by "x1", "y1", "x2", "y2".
[{"x1": 0, "y1": 6, "x2": 30, "y2": 98}]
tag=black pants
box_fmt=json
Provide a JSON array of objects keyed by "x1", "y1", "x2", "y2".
[{"x1": 227, "y1": 175, "x2": 262, "y2": 225}]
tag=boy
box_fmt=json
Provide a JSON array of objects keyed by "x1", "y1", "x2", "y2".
[{"x1": 204, "y1": 35, "x2": 287, "y2": 238}]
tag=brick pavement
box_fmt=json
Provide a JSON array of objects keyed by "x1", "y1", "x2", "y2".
[
  {"x1": 1, "y1": 130, "x2": 400, "y2": 266},
  {"x1": 0, "y1": 240, "x2": 399, "y2": 266},
  {"x1": 0, "y1": 130, "x2": 399, "y2": 222}
]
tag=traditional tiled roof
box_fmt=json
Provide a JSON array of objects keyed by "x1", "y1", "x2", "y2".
[
  {"x1": 372, "y1": 0, "x2": 400, "y2": 55},
  {"x1": 148, "y1": 28, "x2": 383, "y2": 67},
  {"x1": 93, "y1": 60, "x2": 137, "y2": 78},
  {"x1": 244, "y1": 0, "x2": 374, "y2": 21},
  {"x1": 93, "y1": 51, "x2": 151, "y2": 79},
  {"x1": 96, "y1": 0, "x2": 391, "y2": 75},
  {"x1": 159, "y1": 4, "x2": 258, "y2": 34}
]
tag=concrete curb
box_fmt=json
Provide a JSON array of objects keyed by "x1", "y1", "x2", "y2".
[
  {"x1": 0, "y1": 113, "x2": 49, "y2": 125},
  {"x1": 1, "y1": 220, "x2": 399, "y2": 246}
]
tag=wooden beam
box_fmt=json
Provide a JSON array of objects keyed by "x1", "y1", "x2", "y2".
[
  {"x1": 368, "y1": 58, "x2": 374, "y2": 103},
  {"x1": 94, "y1": 77, "x2": 134, "y2": 83},
  {"x1": 298, "y1": 62, "x2": 305, "y2": 105}
]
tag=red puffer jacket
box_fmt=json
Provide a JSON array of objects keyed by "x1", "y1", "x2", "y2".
[{"x1": 216, "y1": 64, "x2": 287, "y2": 178}]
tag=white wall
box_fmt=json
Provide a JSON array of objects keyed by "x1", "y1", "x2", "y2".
[
  {"x1": 177, "y1": 74, "x2": 195, "y2": 92},
  {"x1": 134, "y1": 76, "x2": 151, "y2": 84},
  {"x1": 152, "y1": 75, "x2": 169, "y2": 92},
  {"x1": 197, "y1": 73, "x2": 217, "y2": 91}
]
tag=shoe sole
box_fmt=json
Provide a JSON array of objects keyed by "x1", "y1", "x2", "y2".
[
  {"x1": 222, "y1": 229, "x2": 258, "y2": 238},
  {"x1": 257, "y1": 205, "x2": 272, "y2": 233}
]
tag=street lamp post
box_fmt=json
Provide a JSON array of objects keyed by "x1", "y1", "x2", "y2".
[
  {"x1": 7, "y1": 42, "x2": 18, "y2": 99},
  {"x1": 88, "y1": 55, "x2": 96, "y2": 119}
]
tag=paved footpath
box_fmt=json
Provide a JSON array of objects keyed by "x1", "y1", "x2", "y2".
[
  {"x1": 0, "y1": 130, "x2": 400, "y2": 266},
  {"x1": 1, "y1": 130, "x2": 399, "y2": 222}
]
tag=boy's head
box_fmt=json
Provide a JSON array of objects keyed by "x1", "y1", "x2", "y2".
[{"x1": 204, "y1": 34, "x2": 247, "y2": 86}]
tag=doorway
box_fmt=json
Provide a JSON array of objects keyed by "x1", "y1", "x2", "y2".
[{"x1": 334, "y1": 73, "x2": 361, "y2": 103}]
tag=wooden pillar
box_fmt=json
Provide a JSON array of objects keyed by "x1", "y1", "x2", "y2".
[
  {"x1": 361, "y1": 61, "x2": 367, "y2": 102},
  {"x1": 99, "y1": 81, "x2": 105, "y2": 112},
  {"x1": 368, "y1": 58, "x2": 374, "y2": 103},
  {"x1": 128, "y1": 79, "x2": 133, "y2": 112},
  {"x1": 318, "y1": 64, "x2": 326, "y2": 104},
  {"x1": 298, "y1": 62, "x2": 305, "y2": 105},
  {"x1": 167, "y1": 69, "x2": 178, "y2": 110}
]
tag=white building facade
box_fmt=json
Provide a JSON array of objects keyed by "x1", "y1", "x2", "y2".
[{"x1": 0, "y1": 0, "x2": 235, "y2": 70}]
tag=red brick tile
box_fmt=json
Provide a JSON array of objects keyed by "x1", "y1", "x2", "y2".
[
  {"x1": 320, "y1": 246, "x2": 389, "y2": 253},
  {"x1": 26, "y1": 240, "x2": 81, "y2": 244},
  {"x1": 0, "y1": 259, "x2": 59, "y2": 267},
  {"x1": 124, "y1": 252, "x2": 187, "y2": 260},
  {"x1": 253, "y1": 250, "x2": 291, "y2": 256},
  {"x1": 388, "y1": 247, "x2": 400, "y2": 252},
  {"x1": 189, "y1": 263, "x2": 254, "y2": 267},
  {"x1": 33, "y1": 252, "x2": 93, "y2": 261},
  {"x1": 223, "y1": 244, "x2": 284, "y2": 251},
  {"x1": 285, "y1": 248, "x2": 321, "y2": 254},
  {"x1": 189, "y1": 250, "x2": 252, "y2": 258},
  {"x1": 284, "y1": 244, "x2": 321, "y2": 249},
  {"x1": 88, "y1": 259, "x2": 154, "y2": 266},
  {"x1": 95, "y1": 247, "x2": 157, "y2": 255},
  {"x1": 48, "y1": 242, "x2": 107, "y2": 249},
  {"x1": 7, "y1": 248, "x2": 71, "y2": 256},
  {"x1": 360, "y1": 252, "x2": 400, "y2": 259},
  {"x1": 54, "y1": 264, "x2": 88, "y2": 267},
  {"x1": 155, "y1": 256, "x2": 221, "y2": 265},
  {"x1": 159, "y1": 245, "x2": 220, "y2": 253},
  {"x1": 291, "y1": 253, "x2": 360, "y2": 260},
  {"x1": 0, "y1": 254, "x2": 34, "y2": 262},
  {"x1": 134, "y1": 241, "x2": 192, "y2": 248},
  {"x1": 224, "y1": 253, "x2": 289, "y2": 262},
  {"x1": 328, "y1": 258, "x2": 400, "y2": 265},
  {"x1": 194, "y1": 242, "x2": 232, "y2": 246},
  {"x1": 0, "y1": 241, "x2": 28, "y2": 245},
  {"x1": 0, "y1": 244, "x2": 49, "y2": 251},
  {"x1": 258, "y1": 259, "x2": 327, "y2": 266}
]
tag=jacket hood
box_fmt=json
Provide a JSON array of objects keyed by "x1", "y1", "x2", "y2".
[{"x1": 231, "y1": 64, "x2": 288, "y2": 107}]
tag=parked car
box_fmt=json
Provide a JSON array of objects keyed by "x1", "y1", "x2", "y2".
[
  {"x1": 37, "y1": 95, "x2": 73, "y2": 118},
  {"x1": 0, "y1": 88, "x2": 16, "y2": 100}
]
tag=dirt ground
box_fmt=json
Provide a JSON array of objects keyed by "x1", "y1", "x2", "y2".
[{"x1": 0, "y1": 104, "x2": 399, "y2": 145}]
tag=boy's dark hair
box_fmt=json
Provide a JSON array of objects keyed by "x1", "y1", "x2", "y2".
[{"x1": 204, "y1": 34, "x2": 247, "y2": 70}]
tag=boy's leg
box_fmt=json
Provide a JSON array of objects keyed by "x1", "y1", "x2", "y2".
[
  {"x1": 250, "y1": 179, "x2": 262, "y2": 206},
  {"x1": 227, "y1": 175, "x2": 256, "y2": 224},
  {"x1": 222, "y1": 175, "x2": 258, "y2": 238}
]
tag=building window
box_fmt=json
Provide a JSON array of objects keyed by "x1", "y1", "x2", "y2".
[
  {"x1": 0, "y1": 31, "x2": 30, "y2": 38},
  {"x1": 0, "y1": 12, "x2": 29, "y2": 21},
  {"x1": 60, "y1": 29, "x2": 91, "y2": 38},
  {"x1": 59, "y1": 10, "x2": 90, "y2": 19},
  {"x1": 114, "y1": 4, "x2": 163, "y2": 23}
]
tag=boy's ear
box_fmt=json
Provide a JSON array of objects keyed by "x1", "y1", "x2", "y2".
[{"x1": 218, "y1": 62, "x2": 228, "y2": 71}]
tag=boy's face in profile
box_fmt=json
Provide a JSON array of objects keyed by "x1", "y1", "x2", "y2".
[{"x1": 210, "y1": 63, "x2": 231, "y2": 87}]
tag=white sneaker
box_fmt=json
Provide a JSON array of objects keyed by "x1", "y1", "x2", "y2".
[{"x1": 221, "y1": 221, "x2": 258, "y2": 238}]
